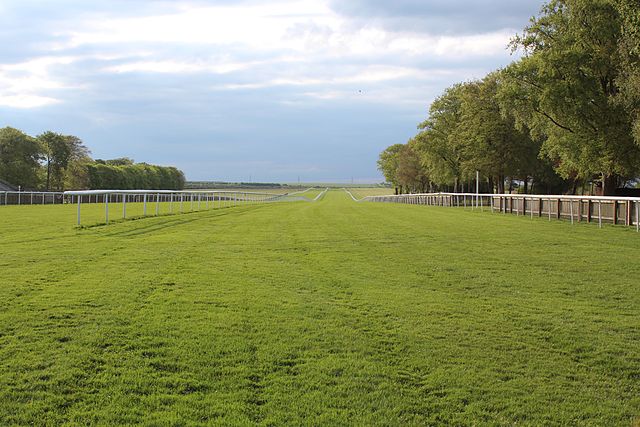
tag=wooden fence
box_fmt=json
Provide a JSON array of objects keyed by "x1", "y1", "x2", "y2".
[{"x1": 360, "y1": 192, "x2": 640, "y2": 231}]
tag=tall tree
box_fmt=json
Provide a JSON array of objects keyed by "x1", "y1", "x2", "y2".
[
  {"x1": 413, "y1": 84, "x2": 467, "y2": 191},
  {"x1": 377, "y1": 144, "x2": 404, "y2": 193},
  {"x1": 0, "y1": 127, "x2": 42, "y2": 189},
  {"x1": 615, "y1": 0, "x2": 640, "y2": 143},
  {"x1": 63, "y1": 135, "x2": 92, "y2": 190},
  {"x1": 396, "y1": 142, "x2": 430, "y2": 193},
  {"x1": 502, "y1": 0, "x2": 640, "y2": 194},
  {"x1": 38, "y1": 131, "x2": 71, "y2": 191},
  {"x1": 460, "y1": 72, "x2": 541, "y2": 193}
]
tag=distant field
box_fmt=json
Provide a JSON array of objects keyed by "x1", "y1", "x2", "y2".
[
  {"x1": 348, "y1": 187, "x2": 395, "y2": 199},
  {"x1": 0, "y1": 189, "x2": 638, "y2": 424}
]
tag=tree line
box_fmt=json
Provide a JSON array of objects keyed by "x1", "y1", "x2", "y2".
[
  {"x1": 378, "y1": 0, "x2": 640, "y2": 196},
  {"x1": 0, "y1": 127, "x2": 185, "y2": 191}
]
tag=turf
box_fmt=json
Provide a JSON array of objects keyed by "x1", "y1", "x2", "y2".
[{"x1": 0, "y1": 190, "x2": 639, "y2": 425}]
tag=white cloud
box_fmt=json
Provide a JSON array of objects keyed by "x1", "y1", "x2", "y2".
[
  {"x1": 61, "y1": 0, "x2": 512, "y2": 59},
  {"x1": 0, "y1": 56, "x2": 78, "y2": 109}
]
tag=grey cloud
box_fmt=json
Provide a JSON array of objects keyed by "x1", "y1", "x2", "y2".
[{"x1": 329, "y1": 0, "x2": 545, "y2": 35}]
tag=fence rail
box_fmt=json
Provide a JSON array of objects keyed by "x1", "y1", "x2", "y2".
[
  {"x1": 2, "y1": 191, "x2": 65, "y2": 205},
  {"x1": 62, "y1": 189, "x2": 308, "y2": 226},
  {"x1": 359, "y1": 192, "x2": 640, "y2": 231}
]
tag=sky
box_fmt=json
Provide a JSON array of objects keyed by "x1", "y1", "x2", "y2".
[{"x1": 0, "y1": 0, "x2": 545, "y2": 183}]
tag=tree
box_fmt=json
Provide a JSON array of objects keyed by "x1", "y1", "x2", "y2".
[
  {"x1": 105, "y1": 157, "x2": 134, "y2": 166},
  {"x1": 503, "y1": 0, "x2": 640, "y2": 194},
  {"x1": 396, "y1": 142, "x2": 430, "y2": 193},
  {"x1": 413, "y1": 84, "x2": 467, "y2": 192},
  {"x1": 460, "y1": 72, "x2": 541, "y2": 193},
  {"x1": 615, "y1": 0, "x2": 640, "y2": 144},
  {"x1": 377, "y1": 144, "x2": 404, "y2": 193},
  {"x1": 0, "y1": 127, "x2": 42, "y2": 189},
  {"x1": 38, "y1": 131, "x2": 71, "y2": 191},
  {"x1": 63, "y1": 135, "x2": 92, "y2": 190}
]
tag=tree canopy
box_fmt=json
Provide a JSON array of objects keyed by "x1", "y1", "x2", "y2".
[
  {"x1": 378, "y1": 0, "x2": 640, "y2": 196},
  {"x1": 0, "y1": 127, "x2": 185, "y2": 191}
]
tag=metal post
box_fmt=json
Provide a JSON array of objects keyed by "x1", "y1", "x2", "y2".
[
  {"x1": 170, "y1": 193, "x2": 174, "y2": 213},
  {"x1": 155, "y1": 193, "x2": 160, "y2": 215},
  {"x1": 198, "y1": 194, "x2": 201, "y2": 210},
  {"x1": 636, "y1": 201, "x2": 639, "y2": 232},
  {"x1": 191, "y1": 194, "x2": 194, "y2": 211},
  {"x1": 598, "y1": 201, "x2": 602, "y2": 228},
  {"x1": 548, "y1": 199, "x2": 551, "y2": 221},
  {"x1": 476, "y1": 171, "x2": 479, "y2": 208},
  {"x1": 570, "y1": 200, "x2": 574, "y2": 225},
  {"x1": 143, "y1": 194, "x2": 148, "y2": 216},
  {"x1": 105, "y1": 193, "x2": 109, "y2": 224},
  {"x1": 77, "y1": 196, "x2": 81, "y2": 226},
  {"x1": 123, "y1": 194, "x2": 127, "y2": 218},
  {"x1": 180, "y1": 194, "x2": 184, "y2": 213}
]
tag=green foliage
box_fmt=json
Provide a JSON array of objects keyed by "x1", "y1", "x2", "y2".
[
  {"x1": 38, "y1": 131, "x2": 72, "y2": 191},
  {"x1": 0, "y1": 127, "x2": 42, "y2": 189},
  {"x1": 87, "y1": 162, "x2": 185, "y2": 190},
  {"x1": 414, "y1": 84, "x2": 466, "y2": 189},
  {"x1": 615, "y1": 0, "x2": 640, "y2": 143},
  {"x1": 502, "y1": 0, "x2": 640, "y2": 193},
  {"x1": 0, "y1": 191, "x2": 638, "y2": 424},
  {"x1": 104, "y1": 157, "x2": 135, "y2": 166},
  {"x1": 459, "y1": 72, "x2": 542, "y2": 192},
  {"x1": 396, "y1": 143, "x2": 430, "y2": 193},
  {"x1": 377, "y1": 144, "x2": 404, "y2": 190}
]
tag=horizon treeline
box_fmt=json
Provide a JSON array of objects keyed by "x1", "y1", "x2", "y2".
[
  {"x1": 0, "y1": 127, "x2": 185, "y2": 191},
  {"x1": 379, "y1": 0, "x2": 640, "y2": 196}
]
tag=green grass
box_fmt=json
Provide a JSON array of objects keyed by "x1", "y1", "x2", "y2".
[{"x1": 0, "y1": 190, "x2": 639, "y2": 425}]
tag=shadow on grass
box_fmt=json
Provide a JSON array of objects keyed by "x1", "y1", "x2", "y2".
[{"x1": 80, "y1": 204, "x2": 276, "y2": 237}]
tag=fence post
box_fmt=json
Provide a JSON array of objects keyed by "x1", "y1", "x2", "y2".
[
  {"x1": 123, "y1": 194, "x2": 127, "y2": 218},
  {"x1": 156, "y1": 193, "x2": 160, "y2": 216},
  {"x1": 105, "y1": 193, "x2": 109, "y2": 224},
  {"x1": 598, "y1": 201, "x2": 602, "y2": 228},
  {"x1": 570, "y1": 199, "x2": 574, "y2": 225},
  {"x1": 77, "y1": 196, "x2": 81, "y2": 226}
]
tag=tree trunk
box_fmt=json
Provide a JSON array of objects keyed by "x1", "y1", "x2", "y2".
[
  {"x1": 497, "y1": 175, "x2": 505, "y2": 194},
  {"x1": 523, "y1": 177, "x2": 529, "y2": 194},
  {"x1": 46, "y1": 156, "x2": 51, "y2": 192}
]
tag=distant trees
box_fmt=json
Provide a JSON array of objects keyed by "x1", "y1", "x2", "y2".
[
  {"x1": 377, "y1": 144, "x2": 404, "y2": 193},
  {"x1": 378, "y1": 0, "x2": 640, "y2": 196},
  {"x1": 0, "y1": 127, "x2": 42, "y2": 189},
  {"x1": 86, "y1": 163, "x2": 185, "y2": 190},
  {"x1": 0, "y1": 126, "x2": 185, "y2": 190}
]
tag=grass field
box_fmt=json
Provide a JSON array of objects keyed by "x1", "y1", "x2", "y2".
[{"x1": 1, "y1": 190, "x2": 639, "y2": 425}]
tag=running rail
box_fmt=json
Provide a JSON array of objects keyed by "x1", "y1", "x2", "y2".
[
  {"x1": 63, "y1": 189, "x2": 308, "y2": 226},
  {"x1": 355, "y1": 191, "x2": 640, "y2": 231}
]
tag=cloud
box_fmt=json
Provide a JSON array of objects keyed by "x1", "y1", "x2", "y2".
[{"x1": 0, "y1": 0, "x2": 546, "y2": 181}]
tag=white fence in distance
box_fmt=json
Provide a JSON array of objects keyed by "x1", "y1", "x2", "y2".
[
  {"x1": 63, "y1": 189, "x2": 309, "y2": 226},
  {"x1": 357, "y1": 191, "x2": 640, "y2": 231},
  {"x1": 2, "y1": 191, "x2": 65, "y2": 205}
]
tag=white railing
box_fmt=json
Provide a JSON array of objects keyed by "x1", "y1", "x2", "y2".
[
  {"x1": 1, "y1": 191, "x2": 65, "y2": 205},
  {"x1": 64, "y1": 189, "x2": 309, "y2": 226},
  {"x1": 358, "y1": 191, "x2": 640, "y2": 231}
]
